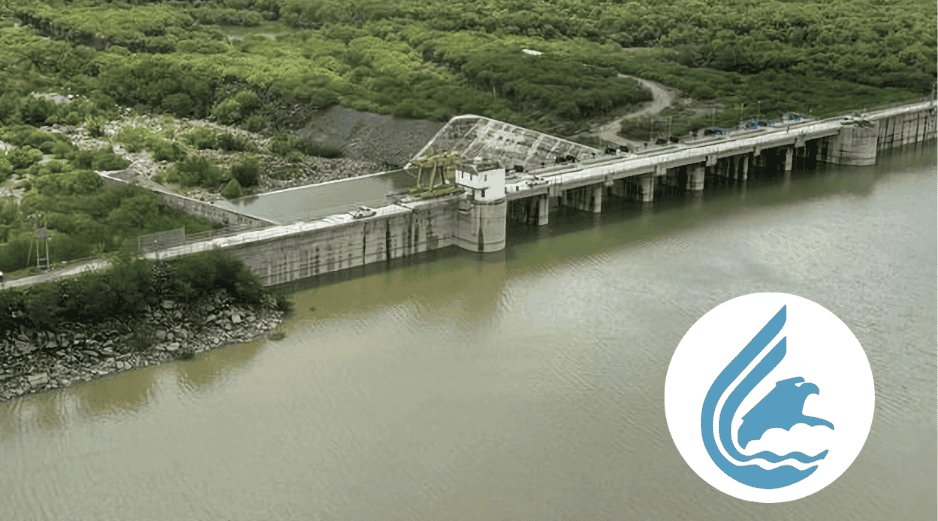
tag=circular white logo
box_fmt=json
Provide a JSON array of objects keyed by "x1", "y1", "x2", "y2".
[{"x1": 664, "y1": 293, "x2": 875, "y2": 503}]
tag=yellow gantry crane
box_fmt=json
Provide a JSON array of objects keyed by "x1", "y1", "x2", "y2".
[{"x1": 411, "y1": 149, "x2": 462, "y2": 195}]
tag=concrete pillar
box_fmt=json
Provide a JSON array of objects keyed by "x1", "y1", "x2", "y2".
[
  {"x1": 591, "y1": 185, "x2": 603, "y2": 213},
  {"x1": 640, "y1": 174, "x2": 655, "y2": 202},
  {"x1": 741, "y1": 155, "x2": 749, "y2": 181},
  {"x1": 456, "y1": 195, "x2": 507, "y2": 253},
  {"x1": 732, "y1": 156, "x2": 739, "y2": 180},
  {"x1": 784, "y1": 147, "x2": 793, "y2": 172},
  {"x1": 610, "y1": 178, "x2": 628, "y2": 198},
  {"x1": 537, "y1": 195, "x2": 549, "y2": 225},
  {"x1": 824, "y1": 126, "x2": 878, "y2": 166},
  {"x1": 688, "y1": 164, "x2": 705, "y2": 191}
]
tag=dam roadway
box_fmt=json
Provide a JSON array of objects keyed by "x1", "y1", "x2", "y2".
[{"x1": 500, "y1": 100, "x2": 936, "y2": 221}]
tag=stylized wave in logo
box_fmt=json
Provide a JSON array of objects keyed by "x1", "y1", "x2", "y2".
[{"x1": 701, "y1": 305, "x2": 834, "y2": 489}]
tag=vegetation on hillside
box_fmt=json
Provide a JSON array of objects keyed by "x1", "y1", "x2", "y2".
[{"x1": 0, "y1": 0, "x2": 933, "y2": 274}]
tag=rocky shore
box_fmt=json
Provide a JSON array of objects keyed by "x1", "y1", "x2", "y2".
[{"x1": 0, "y1": 289, "x2": 286, "y2": 403}]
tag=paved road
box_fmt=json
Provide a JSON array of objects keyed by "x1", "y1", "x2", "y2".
[{"x1": 2, "y1": 259, "x2": 113, "y2": 290}]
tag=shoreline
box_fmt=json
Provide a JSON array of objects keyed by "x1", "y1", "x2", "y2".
[{"x1": 0, "y1": 290, "x2": 286, "y2": 403}]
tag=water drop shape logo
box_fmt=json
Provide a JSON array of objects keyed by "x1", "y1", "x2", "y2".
[{"x1": 665, "y1": 293, "x2": 875, "y2": 503}]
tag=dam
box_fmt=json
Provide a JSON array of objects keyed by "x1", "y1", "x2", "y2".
[{"x1": 144, "y1": 100, "x2": 937, "y2": 286}]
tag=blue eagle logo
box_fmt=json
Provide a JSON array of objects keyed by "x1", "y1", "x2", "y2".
[{"x1": 701, "y1": 306, "x2": 835, "y2": 489}]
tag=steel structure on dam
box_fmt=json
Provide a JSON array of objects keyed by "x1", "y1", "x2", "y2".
[{"x1": 142, "y1": 100, "x2": 936, "y2": 286}]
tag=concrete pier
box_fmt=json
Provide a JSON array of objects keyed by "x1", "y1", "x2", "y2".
[
  {"x1": 561, "y1": 185, "x2": 603, "y2": 213},
  {"x1": 687, "y1": 165, "x2": 705, "y2": 191},
  {"x1": 639, "y1": 174, "x2": 655, "y2": 202}
]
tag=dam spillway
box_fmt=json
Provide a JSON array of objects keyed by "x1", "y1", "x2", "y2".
[{"x1": 144, "y1": 101, "x2": 937, "y2": 286}]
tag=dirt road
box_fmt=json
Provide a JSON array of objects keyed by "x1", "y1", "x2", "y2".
[{"x1": 590, "y1": 75, "x2": 676, "y2": 149}]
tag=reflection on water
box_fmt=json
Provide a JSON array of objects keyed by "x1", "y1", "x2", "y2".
[
  {"x1": 0, "y1": 143, "x2": 934, "y2": 520},
  {"x1": 174, "y1": 339, "x2": 267, "y2": 396}
]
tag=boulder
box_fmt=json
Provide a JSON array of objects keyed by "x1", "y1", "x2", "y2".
[
  {"x1": 232, "y1": 314, "x2": 242, "y2": 324},
  {"x1": 155, "y1": 330, "x2": 167, "y2": 341},
  {"x1": 16, "y1": 341, "x2": 36, "y2": 355},
  {"x1": 166, "y1": 342, "x2": 179, "y2": 352},
  {"x1": 27, "y1": 373, "x2": 49, "y2": 387},
  {"x1": 161, "y1": 300, "x2": 175, "y2": 310}
]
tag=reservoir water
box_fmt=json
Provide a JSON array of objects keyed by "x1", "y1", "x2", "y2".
[{"x1": 1, "y1": 144, "x2": 935, "y2": 520}]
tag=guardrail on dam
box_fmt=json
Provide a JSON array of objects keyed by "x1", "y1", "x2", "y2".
[{"x1": 144, "y1": 100, "x2": 937, "y2": 287}]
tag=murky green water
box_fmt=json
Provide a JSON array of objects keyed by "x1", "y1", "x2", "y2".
[{"x1": 1, "y1": 145, "x2": 935, "y2": 520}]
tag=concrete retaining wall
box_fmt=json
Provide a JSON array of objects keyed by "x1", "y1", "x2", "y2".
[
  {"x1": 223, "y1": 198, "x2": 459, "y2": 286},
  {"x1": 99, "y1": 171, "x2": 275, "y2": 229}
]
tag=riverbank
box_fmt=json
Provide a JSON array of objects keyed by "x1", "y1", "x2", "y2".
[{"x1": 0, "y1": 288, "x2": 286, "y2": 403}]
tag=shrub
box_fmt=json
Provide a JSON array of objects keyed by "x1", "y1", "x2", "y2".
[
  {"x1": 92, "y1": 149, "x2": 132, "y2": 171},
  {"x1": 220, "y1": 178, "x2": 243, "y2": 199},
  {"x1": 233, "y1": 90, "x2": 259, "y2": 113},
  {"x1": 51, "y1": 141, "x2": 75, "y2": 159},
  {"x1": 305, "y1": 145, "x2": 342, "y2": 158},
  {"x1": 7, "y1": 147, "x2": 43, "y2": 170},
  {"x1": 166, "y1": 156, "x2": 225, "y2": 188},
  {"x1": 245, "y1": 114, "x2": 266, "y2": 132},
  {"x1": 217, "y1": 132, "x2": 255, "y2": 152},
  {"x1": 72, "y1": 148, "x2": 130, "y2": 171},
  {"x1": 211, "y1": 97, "x2": 241, "y2": 125},
  {"x1": 230, "y1": 157, "x2": 260, "y2": 187},
  {"x1": 0, "y1": 158, "x2": 13, "y2": 179},
  {"x1": 185, "y1": 127, "x2": 218, "y2": 149},
  {"x1": 165, "y1": 250, "x2": 264, "y2": 305},
  {"x1": 269, "y1": 133, "x2": 339, "y2": 158},
  {"x1": 117, "y1": 126, "x2": 151, "y2": 153},
  {"x1": 150, "y1": 140, "x2": 187, "y2": 162},
  {"x1": 286, "y1": 150, "x2": 303, "y2": 164},
  {"x1": 87, "y1": 117, "x2": 107, "y2": 138}
]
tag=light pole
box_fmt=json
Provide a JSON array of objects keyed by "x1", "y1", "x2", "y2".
[{"x1": 757, "y1": 100, "x2": 761, "y2": 119}]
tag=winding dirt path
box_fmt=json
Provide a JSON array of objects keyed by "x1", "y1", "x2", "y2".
[{"x1": 591, "y1": 75, "x2": 677, "y2": 148}]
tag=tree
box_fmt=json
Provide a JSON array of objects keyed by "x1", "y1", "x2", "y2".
[
  {"x1": 231, "y1": 158, "x2": 260, "y2": 187},
  {"x1": 221, "y1": 178, "x2": 243, "y2": 199}
]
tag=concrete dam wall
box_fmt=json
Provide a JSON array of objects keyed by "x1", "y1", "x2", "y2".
[{"x1": 146, "y1": 101, "x2": 936, "y2": 287}]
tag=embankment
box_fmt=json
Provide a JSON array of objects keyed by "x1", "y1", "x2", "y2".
[{"x1": 0, "y1": 289, "x2": 285, "y2": 402}]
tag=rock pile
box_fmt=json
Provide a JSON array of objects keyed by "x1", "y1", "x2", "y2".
[{"x1": 0, "y1": 289, "x2": 286, "y2": 402}]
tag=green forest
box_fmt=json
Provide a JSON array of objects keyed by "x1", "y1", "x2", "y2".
[{"x1": 0, "y1": 0, "x2": 934, "y2": 273}]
